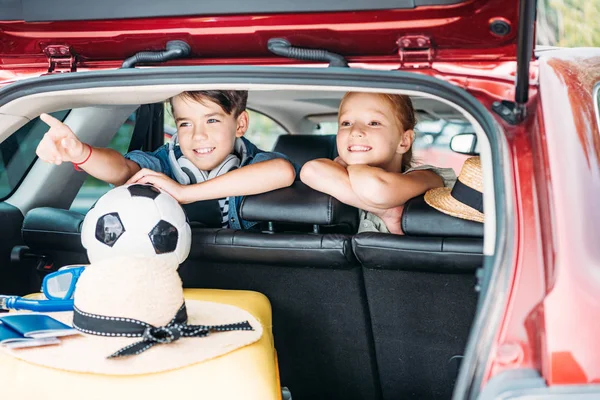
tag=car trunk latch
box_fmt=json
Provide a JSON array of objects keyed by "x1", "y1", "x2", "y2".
[
  {"x1": 397, "y1": 35, "x2": 434, "y2": 68},
  {"x1": 43, "y1": 45, "x2": 77, "y2": 73}
]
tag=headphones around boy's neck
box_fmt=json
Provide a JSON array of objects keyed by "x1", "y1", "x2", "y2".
[{"x1": 167, "y1": 133, "x2": 246, "y2": 185}]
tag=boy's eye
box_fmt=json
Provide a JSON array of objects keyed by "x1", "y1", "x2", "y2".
[
  {"x1": 340, "y1": 121, "x2": 352, "y2": 127},
  {"x1": 207, "y1": 118, "x2": 220, "y2": 124},
  {"x1": 177, "y1": 122, "x2": 191, "y2": 128},
  {"x1": 368, "y1": 121, "x2": 382, "y2": 126}
]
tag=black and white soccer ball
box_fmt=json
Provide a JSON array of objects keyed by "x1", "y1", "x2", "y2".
[{"x1": 81, "y1": 184, "x2": 191, "y2": 265}]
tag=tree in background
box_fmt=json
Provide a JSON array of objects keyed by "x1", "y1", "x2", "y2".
[{"x1": 537, "y1": 0, "x2": 600, "y2": 47}]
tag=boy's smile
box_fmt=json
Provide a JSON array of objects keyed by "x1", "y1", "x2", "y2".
[
  {"x1": 192, "y1": 147, "x2": 216, "y2": 155},
  {"x1": 172, "y1": 94, "x2": 247, "y2": 171}
]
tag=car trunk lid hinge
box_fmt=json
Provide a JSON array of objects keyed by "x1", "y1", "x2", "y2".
[
  {"x1": 397, "y1": 35, "x2": 434, "y2": 68},
  {"x1": 43, "y1": 45, "x2": 77, "y2": 73}
]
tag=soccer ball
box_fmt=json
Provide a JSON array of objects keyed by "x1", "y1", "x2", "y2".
[{"x1": 81, "y1": 184, "x2": 191, "y2": 265}]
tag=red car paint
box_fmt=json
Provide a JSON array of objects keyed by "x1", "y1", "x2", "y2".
[{"x1": 0, "y1": 0, "x2": 518, "y2": 69}]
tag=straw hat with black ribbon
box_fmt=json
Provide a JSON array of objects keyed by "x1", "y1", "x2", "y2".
[
  {"x1": 424, "y1": 156, "x2": 484, "y2": 223},
  {"x1": 0, "y1": 255, "x2": 262, "y2": 375}
]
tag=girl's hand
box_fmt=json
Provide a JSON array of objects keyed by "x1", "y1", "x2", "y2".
[
  {"x1": 373, "y1": 204, "x2": 405, "y2": 235},
  {"x1": 126, "y1": 169, "x2": 189, "y2": 203},
  {"x1": 37, "y1": 113, "x2": 87, "y2": 165}
]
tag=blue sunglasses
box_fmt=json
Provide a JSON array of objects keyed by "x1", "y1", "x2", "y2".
[{"x1": 41, "y1": 266, "x2": 86, "y2": 300}]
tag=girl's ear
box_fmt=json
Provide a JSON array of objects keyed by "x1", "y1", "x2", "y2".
[
  {"x1": 396, "y1": 129, "x2": 415, "y2": 154},
  {"x1": 235, "y1": 111, "x2": 249, "y2": 137}
]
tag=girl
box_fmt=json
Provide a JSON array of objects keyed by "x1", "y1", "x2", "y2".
[{"x1": 300, "y1": 92, "x2": 456, "y2": 234}]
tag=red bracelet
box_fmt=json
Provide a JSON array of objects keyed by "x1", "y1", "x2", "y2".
[{"x1": 73, "y1": 144, "x2": 92, "y2": 171}]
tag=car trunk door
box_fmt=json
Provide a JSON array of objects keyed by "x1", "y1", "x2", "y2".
[{"x1": 1, "y1": 0, "x2": 527, "y2": 72}]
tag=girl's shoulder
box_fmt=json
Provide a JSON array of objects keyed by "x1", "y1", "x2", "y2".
[{"x1": 404, "y1": 164, "x2": 457, "y2": 188}]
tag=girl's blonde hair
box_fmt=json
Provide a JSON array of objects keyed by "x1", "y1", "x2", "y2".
[{"x1": 340, "y1": 92, "x2": 416, "y2": 172}]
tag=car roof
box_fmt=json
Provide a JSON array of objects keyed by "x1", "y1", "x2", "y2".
[{"x1": 247, "y1": 90, "x2": 468, "y2": 133}]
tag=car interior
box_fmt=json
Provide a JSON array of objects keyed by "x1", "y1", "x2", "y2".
[{"x1": 0, "y1": 84, "x2": 494, "y2": 400}]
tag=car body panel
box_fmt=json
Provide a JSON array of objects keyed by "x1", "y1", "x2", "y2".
[
  {"x1": 484, "y1": 48, "x2": 600, "y2": 388},
  {"x1": 0, "y1": 0, "x2": 522, "y2": 76}
]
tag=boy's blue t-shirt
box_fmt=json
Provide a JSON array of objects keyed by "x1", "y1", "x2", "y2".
[{"x1": 124, "y1": 136, "x2": 299, "y2": 230}]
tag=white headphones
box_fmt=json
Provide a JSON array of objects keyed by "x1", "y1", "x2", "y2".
[{"x1": 167, "y1": 133, "x2": 246, "y2": 185}]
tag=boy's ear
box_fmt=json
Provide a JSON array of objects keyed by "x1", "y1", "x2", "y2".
[
  {"x1": 396, "y1": 129, "x2": 415, "y2": 154},
  {"x1": 235, "y1": 111, "x2": 249, "y2": 138}
]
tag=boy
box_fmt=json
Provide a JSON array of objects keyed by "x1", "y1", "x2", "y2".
[{"x1": 36, "y1": 90, "x2": 297, "y2": 230}]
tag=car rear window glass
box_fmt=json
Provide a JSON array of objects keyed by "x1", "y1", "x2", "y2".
[
  {"x1": 0, "y1": 110, "x2": 69, "y2": 201},
  {"x1": 70, "y1": 112, "x2": 135, "y2": 214},
  {"x1": 244, "y1": 110, "x2": 288, "y2": 150}
]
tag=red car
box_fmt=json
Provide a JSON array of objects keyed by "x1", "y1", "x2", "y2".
[{"x1": 0, "y1": 1, "x2": 599, "y2": 399}]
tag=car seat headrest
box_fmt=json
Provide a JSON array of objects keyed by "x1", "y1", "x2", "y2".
[
  {"x1": 402, "y1": 195, "x2": 484, "y2": 237},
  {"x1": 273, "y1": 135, "x2": 338, "y2": 167},
  {"x1": 240, "y1": 181, "x2": 358, "y2": 232}
]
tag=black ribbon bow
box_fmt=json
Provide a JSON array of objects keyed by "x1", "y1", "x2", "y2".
[{"x1": 72, "y1": 303, "x2": 253, "y2": 358}]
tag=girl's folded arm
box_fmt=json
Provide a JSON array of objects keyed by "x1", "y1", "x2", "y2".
[
  {"x1": 347, "y1": 165, "x2": 443, "y2": 209},
  {"x1": 300, "y1": 158, "x2": 373, "y2": 210}
]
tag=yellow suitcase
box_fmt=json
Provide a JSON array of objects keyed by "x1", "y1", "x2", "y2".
[{"x1": 0, "y1": 289, "x2": 281, "y2": 400}]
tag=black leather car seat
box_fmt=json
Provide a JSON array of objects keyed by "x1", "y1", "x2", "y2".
[
  {"x1": 273, "y1": 134, "x2": 338, "y2": 167},
  {"x1": 352, "y1": 194, "x2": 483, "y2": 400}
]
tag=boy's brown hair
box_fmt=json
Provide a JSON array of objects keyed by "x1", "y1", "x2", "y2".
[
  {"x1": 174, "y1": 90, "x2": 248, "y2": 118},
  {"x1": 340, "y1": 92, "x2": 417, "y2": 172}
]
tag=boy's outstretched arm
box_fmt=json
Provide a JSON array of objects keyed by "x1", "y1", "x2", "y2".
[
  {"x1": 300, "y1": 158, "x2": 374, "y2": 211},
  {"x1": 129, "y1": 158, "x2": 296, "y2": 204},
  {"x1": 346, "y1": 165, "x2": 443, "y2": 209},
  {"x1": 36, "y1": 113, "x2": 140, "y2": 186}
]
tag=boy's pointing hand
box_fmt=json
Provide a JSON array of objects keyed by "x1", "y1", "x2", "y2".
[{"x1": 36, "y1": 113, "x2": 87, "y2": 165}]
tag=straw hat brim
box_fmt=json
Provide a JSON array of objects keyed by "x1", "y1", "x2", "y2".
[
  {"x1": 1, "y1": 300, "x2": 262, "y2": 375},
  {"x1": 424, "y1": 187, "x2": 484, "y2": 223}
]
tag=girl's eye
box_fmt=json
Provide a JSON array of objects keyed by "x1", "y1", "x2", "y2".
[
  {"x1": 340, "y1": 121, "x2": 351, "y2": 127},
  {"x1": 368, "y1": 121, "x2": 381, "y2": 126},
  {"x1": 207, "y1": 118, "x2": 220, "y2": 124}
]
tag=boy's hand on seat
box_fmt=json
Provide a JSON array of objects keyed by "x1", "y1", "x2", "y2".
[
  {"x1": 37, "y1": 113, "x2": 87, "y2": 165},
  {"x1": 127, "y1": 168, "x2": 189, "y2": 203}
]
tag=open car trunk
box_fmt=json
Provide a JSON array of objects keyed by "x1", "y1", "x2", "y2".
[
  {"x1": 1, "y1": 0, "x2": 524, "y2": 76},
  {"x1": 0, "y1": 64, "x2": 515, "y2": 400}
]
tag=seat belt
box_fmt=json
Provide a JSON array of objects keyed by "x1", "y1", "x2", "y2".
[{"x1": 128, "y1": 103, "x2": 164, "y2": 153}]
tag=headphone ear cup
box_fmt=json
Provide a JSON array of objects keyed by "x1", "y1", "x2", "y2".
[
  {"x1": 180, "y1": 167, "x2": 197, "y2": 184},
  {"x1": 178, "y1": 156, "x2": 209, "y2": 183},
  {"x1": 207, "y1": 154, "x2": 241, "y2": 180},
  {"x1": 167, "y1": 134, "x2": 191, "y2": 185}
]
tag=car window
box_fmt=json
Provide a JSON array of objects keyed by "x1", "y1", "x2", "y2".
[
  {"x1": 0, "y1": 110, "x2": 69, "y2": 201},
  {"x1": 313, "y1": 121, "x2": 339, "y2": 135},
  {"x1": 69, "y1": 113, "x2": 136, "y2": 214},
  {"x1": 163, "y1": 102, "x2": 287, "y2": 150},
  {"x1": 413, "y1": 120, "x2": 471, "y2": 175},
  {"x1": 245, "y1": 110, "x2": 287, "y2": 150}
]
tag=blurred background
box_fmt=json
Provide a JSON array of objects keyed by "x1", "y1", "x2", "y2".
[{"x1": 537, "y1": 0, "x2": 598, "y2": 47}]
